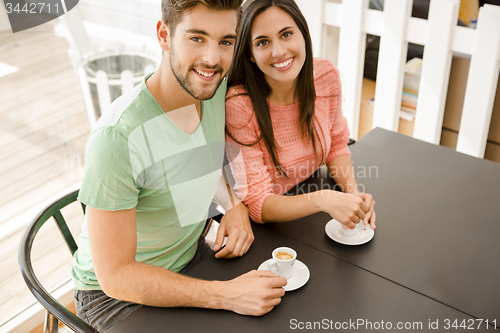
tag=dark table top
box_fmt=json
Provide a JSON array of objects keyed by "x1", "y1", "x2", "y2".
[
  {"x1": 110, "y1": 224, "x2": 489, "y2": 333},
  {"x1": 262, "y1": 128, "x2": 500, "y2": 325},
  {"x1": 109, "y1": 128, "x2": 499, "y2": 332}
]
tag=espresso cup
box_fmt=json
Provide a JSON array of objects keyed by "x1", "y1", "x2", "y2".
[
  {"x1": 268, "y1": 247, "x2": 296, "y2": 279},
  {"x1": 341, "y1": 220, "x2": 363, "y2": 236}
]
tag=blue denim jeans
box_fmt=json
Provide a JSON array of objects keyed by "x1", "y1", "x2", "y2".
[{"x1": 74, "y1": 236, "x2": 213, "y2": 332}]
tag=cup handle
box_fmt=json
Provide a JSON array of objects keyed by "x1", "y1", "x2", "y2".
[{"x1": 268, "y1": 259, "x2": 278, "y2": 274}]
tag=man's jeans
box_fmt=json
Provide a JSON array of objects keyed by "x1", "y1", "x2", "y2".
[{"x1": 74, "y1": 236, "x2": 214, "y2": 332}]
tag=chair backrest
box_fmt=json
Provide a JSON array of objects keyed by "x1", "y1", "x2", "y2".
[
  {"x1": 59, "y1": 0, "x2": 161, "y2": 67},
  {"x1": 58, "y1": 0, "x2": 161, "y2": 129},
  {"x1": 77, "y1": 52, "x2": 159, "y2": 129},
  {"x1": 298, "y1": 0, "x2": 500, "y2": 159},
  {"x1": 18, "y1": 189, "x2": 97, "y2": 333}
]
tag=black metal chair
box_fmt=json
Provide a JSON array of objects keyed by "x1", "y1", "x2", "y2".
[{"x1": 18, "y1": 189, "x2": 98, "y2": 333}]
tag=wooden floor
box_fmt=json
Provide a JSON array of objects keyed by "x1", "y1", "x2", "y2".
[{"x1": 0, "y1": 21, "x2": 89, "y2": 326}]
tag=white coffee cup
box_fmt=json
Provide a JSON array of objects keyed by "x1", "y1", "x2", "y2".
[
  {"x1": 268, "y1": 247, "x2": 296, "y2": 279},
  {"x1": 341, "y1": 220, "x2": 362, "y2": 237}
]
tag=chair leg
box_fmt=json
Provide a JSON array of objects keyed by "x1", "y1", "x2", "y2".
[{"x1": 43, "y1": 311, "x2": 58, "y2": 333}]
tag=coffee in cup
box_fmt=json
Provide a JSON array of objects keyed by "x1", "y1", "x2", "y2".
[
  {"x1": 269, "y1": 247, "x2": 296, "y2": 279},
  {"x1": 275, "y1": 251, "x2": 294, "y2": 261}
]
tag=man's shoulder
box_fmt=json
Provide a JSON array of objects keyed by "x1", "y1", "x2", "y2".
[{"x1": 93, "y1": 83, "x2": 161, "y2": 138}]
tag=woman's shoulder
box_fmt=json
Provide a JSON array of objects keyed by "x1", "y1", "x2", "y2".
[
  {"x1": 225, "y1": 84, "x2": 257, "y2": 128},
  {"x1": 226, "y1": 84, "x2": 250, "y2": 100},
  {"x1": 313, "y1": 58, "x2": 338, "y2": 79},
  {"x1": 313, "y1": 58, "x2": 341, "y2": 96}
]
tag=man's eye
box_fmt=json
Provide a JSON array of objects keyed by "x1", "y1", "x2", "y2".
[
  {"x1": 221, "y1": 40, "x2": 234, "y2": 46},
  {"x1": 191, "y1": 37, "x2": 202, "y2": 42},
  {"x1": 256, "y1": 40, "x2": 269, "y2": 47}
]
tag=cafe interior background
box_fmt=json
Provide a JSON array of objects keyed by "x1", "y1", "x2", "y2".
[{"x1": 0, "y1": 0, "x2": 499, "y2": 331}]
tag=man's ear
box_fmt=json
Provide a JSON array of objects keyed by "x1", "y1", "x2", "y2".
[{"x1": 157, "y1": 20, "x2": 170, "y2": 52}]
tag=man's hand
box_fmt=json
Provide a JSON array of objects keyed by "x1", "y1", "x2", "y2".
[
  {"x1": 220, "y1": 270, "x2": 287, "y2": 316},
  {"x1": 214, "y1": 202, "x2": 254, "y2": 258}
]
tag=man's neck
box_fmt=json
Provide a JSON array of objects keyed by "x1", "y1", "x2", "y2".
[{"x1": 146, "y1": 61, "x2": 201, "y2": 115}]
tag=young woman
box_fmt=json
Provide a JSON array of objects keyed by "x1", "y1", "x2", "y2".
[{"x1": 225, "y1": 0, "x2": 376, "y2": 230}]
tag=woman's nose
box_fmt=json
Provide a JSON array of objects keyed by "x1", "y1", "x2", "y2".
[{"x1": 272, "y1": 41, "x2": 286, "y2": 58}]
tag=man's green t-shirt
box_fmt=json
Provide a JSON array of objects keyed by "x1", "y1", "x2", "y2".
[{"x1": 72, "y1": 74, "x2": 226, "y2": 291}]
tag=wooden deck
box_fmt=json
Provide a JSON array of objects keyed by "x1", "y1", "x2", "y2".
[{"x1": 0, "y1": 21, "x2": 89, "y2": 326}]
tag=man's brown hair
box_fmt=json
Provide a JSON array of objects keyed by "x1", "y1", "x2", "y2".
[{"x1": 162, "y1": 0, "x2": 243, "y2": 36}]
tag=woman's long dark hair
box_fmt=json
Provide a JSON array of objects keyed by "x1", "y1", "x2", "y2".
[{"x1": 226, "y1": 0, "x2": 324, "y2": 177}]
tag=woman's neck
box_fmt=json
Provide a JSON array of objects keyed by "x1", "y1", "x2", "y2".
[{"x1": 267, "y1": 79, "x2": 297, "y2": 106}]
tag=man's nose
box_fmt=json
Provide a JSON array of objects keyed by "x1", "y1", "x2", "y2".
[{"x1": 202, "y1": 43, "x2": 221, "y2": 67}]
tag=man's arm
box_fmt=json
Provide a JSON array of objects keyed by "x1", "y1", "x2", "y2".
[
  {"x1": 212, "y1": 170, "x2": 254, "y2": 258},
  {"x1": 87, "y1": 207, "x2": 286, "y2": 315}
]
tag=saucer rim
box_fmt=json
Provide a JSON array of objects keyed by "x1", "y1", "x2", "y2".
[
  {"x1": 257, "y1": 258, "x2": 310, "y2": 291},
  {"x1": 325, "y1": 219, "x2": 374, "y2": 245}
]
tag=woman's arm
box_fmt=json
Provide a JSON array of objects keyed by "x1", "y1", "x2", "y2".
[
  {"x1": 260, "y1": 155, "x2": 376, "y2": 229},
  {"x1": 225, "y1": 94, "x2": 275, "y2": 223},
  {"x1": 261, "y1": 185, "x2": 368, "y2": 229}
]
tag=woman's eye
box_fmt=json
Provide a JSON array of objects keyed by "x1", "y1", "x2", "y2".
[
  {"x1": 256, "y1": 40, "x2": 269, "y2": 47},
  {"x1": 282, "y1": 31, "x2": 292, "y2": 38}
]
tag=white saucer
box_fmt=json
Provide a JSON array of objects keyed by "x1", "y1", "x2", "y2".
[
  {"x1": 325, "y1": 219, "x2": 375, "y2": 245},
  {"x1": 257, "y1": 259, "x2": 310, "y2": 291}
]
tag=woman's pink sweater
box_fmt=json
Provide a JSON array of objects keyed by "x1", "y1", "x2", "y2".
[{"x1": 225, "y1": 59, "x2": 351, "y2": 222}]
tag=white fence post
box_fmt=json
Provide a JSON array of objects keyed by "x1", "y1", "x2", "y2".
[
  {"x1": 457, "y1": 4, "x2": 500, "y2": 158},
  {"x1": 296, "y1": 0, "x2": 325, "y2": 57},
  {"x1": 336, "y1": 0, "x2": 369, "y2": 140},
  {"x1": 413, "y1": 0, "x2": 460, "y2": 144},
  {"x1": 121, "y1": 70, "x2": 134, "y2": 94},
  {"x1": 96, "y1": 70, "x2": 112, "y2": 117},
  {"x1": 372, "y1": 0, "x2": 413, "y2": 132}
]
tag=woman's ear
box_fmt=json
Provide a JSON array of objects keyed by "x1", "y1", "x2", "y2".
[
  {"x1": 157, "y1": 20, "x2": 170, "y2": 52},
  {"x1": 250, "y1": 56, "x2": 255, "y2": 63}
]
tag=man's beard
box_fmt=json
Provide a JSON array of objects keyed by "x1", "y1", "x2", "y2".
[{"x1": 169, "y1": 45, "x2": 224, "y2": 101}]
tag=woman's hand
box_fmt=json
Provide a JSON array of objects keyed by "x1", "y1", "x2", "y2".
[
  {"x1": 354, "y1": 192, "x2": 376, "y2": 229},
  {"x1": 316, "y1": 190, "x2": 370, "y2": 229}
]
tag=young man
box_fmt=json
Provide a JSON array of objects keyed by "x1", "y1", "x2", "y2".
[{"x1": 71, "y1": 1, "x2": 287, "y2": 331}]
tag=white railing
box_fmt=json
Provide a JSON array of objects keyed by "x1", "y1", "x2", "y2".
[{"x1": 300, "y1": 0, "x2": 500, "y2": 158}]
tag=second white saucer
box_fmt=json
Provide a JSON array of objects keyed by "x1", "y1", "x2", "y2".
[
  {"x1": 325, "y1": 219, "x2": 375, "y2": 245},
  {"x1": 257, "y1": 259, "x2": 310, "y2": 291}
]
